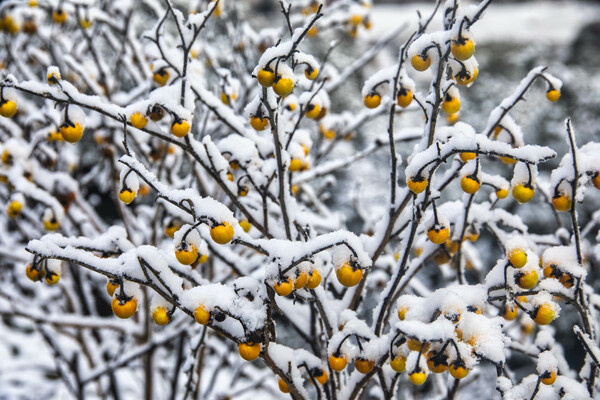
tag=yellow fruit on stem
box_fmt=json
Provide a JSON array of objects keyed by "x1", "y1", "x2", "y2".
[
  {"x1": 407, "y1": 176, "x2": 427, "y2": 194},
  {"x1": 274, "y1": 278, "x2": 293, "y2": 296},
  {"x1": 239, "y1": 219, "x2": 252, "y2": 232},
  {"x1": 336, "y1": 263, "x2": 363, "y2": 287},
  {"x1": 80, "y1": 18, "x2": 93, "y2": 29},
  {"x1": 0, "y1": 99, "x2": 17, "y2": 118},
  {"x1": 552, "y1": 193, "x2": 571, "y2": 212},
  {"x1": 257, "y1": 68, "x2": 275, "y2": 87},
  {"x1": 305, "y1": 67, "x2": 318, "y2": 80},
  {"x1": 273, "y1": 77, "x2": 294, "y2": 97},
  {"x1": 7, "y1": 201, "x2": 22, "y2": 218},
  {"x1": 106, "y1": 280, "x2": 119, "y2": 296},
  {"x1": 194, "y1": 305, "x2": 210, "y2": 325},
  {"x1": 502, "y1": 303, "x2": 518, "y2": 321},
  {"x1": 250, "y1": 116, "x2": 269, "y2": 131},
  {"x1": 411, "y1": 54, "x2": 431, "y2": 71},
  {"x1": 130, "y1": 113, "x2": 148, "y2": 129},
  {"x1": 512, "y1": 184, "x2": 535, "y2": 204},
  {"x1": 153, "y1": 69, "x2": 170, "y2": 86},
  {"x1": 508, "y1": 248, "x2": 527, "y2": 269},
  {"x1": 451, "y1": 38, "x2": 475, "y2": 61},
  {"x1": 533, "y1": 303, "x2": 555, "y2": 325},
  {"x1": 398, "y1": 306, "x2": 409, "y2": 321},
  {"x1": 175, "y1": 243, "x2": 199, "y2": 265},
  {"x1": 278, "y1": 377, "x2": 290, "y2": 393},
  {"x1": 329, "y1": 354, "x2": 348, "y2": 371},
  {"x1": 427, "y1": 226, "x2": 450, "y2": 245},
  {"x1": 45, "y1": 271, "x2": 59, "y2": 285},
  {"x1": 305, "y1": 270, "x2": 321, "y2": 289},
  {"x1": 60, "y1": 122, "x2": 84, "y2": 143},
  {"x1": 171, "y1": 119, "x2": 191, "y2": 138},
  {"x1": 25, "y1": 264, "x2": 40, "y2": 281},
  {"x1": 449, "y1": 361, "x2": 469, "y2": 379},
  {"x1": 409, "y1": 370, "x2": 427, "y2": 385},
  {"x1": 427, "y1": 352, "x2": 448, "y2": 373},
  {"x1": 355, "y1": 358, "x2": 375, "y2": 374},
  {"x1": 119, "y1": 188, "x2": 136, "y2": 204},
  {"x1": 164, "y1": 219, "x2": 182, "y2": 238},
  {"x1": 152, "y1": 306, "x2": 170, "y2": 325},
  {"x1": 238, "y1": 342, "x2": 261, "y2": 361},
  {"x1": 496, "y1": 187, "x2": 509, "y2": 199},
  {"x1": 313, "y1": 369, "x2": 328, "y2": 385},
  {"x1": 442, "y1": 95, "x2": 461, "y2": 115},
  {"x1": 460, "y1": 152, "x2": 476, "y2": 162},
  {"x1": 305, "y1": 103, "x2": 321, "y2": 119},
  {"x1": 390, "y1": 356, "x2": 406, "y2": 373},
  {"x1": 43, "y1": 218, "x2": 60, "y2": 231},
  {"x1": 546, "y1": 89, "x2": 560, "y2": 102},
  {"x1": 516, "y1": 270, "x2": 539, "y2": 290},
  {"x1": 112, "y1": 297, "x2": 137, "y2": 319},
  {"x1": 289, "y1": 158, "x2": 302, "y2": 172},
  {"x1": 53, "y1": 9, "x2": 67, "y2": 24},
  {"x1": 460, "y1": 175, "x2": 481, "y2": 194},
  {"x1": 363, "y1": 93, "x2": 381, "y2": 109},
  {"x1": 397, "y1": 89, "x2": 413, "y2": 108},
  {"x1": 295, "y1": 271, "x2": 308, "y2": 289},
  {"x1": 541, "y1": 370, "x2": 557, "y2": 385},
  {"x1": 407, "y1": 339, "x2": 429, "y2": 352},
  {"x1": 210, "y1": 223, "x2": 234, "y2": 244}
]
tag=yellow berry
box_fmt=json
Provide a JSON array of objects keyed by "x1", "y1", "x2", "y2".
[
  {"x1": 175, "y1": 243, "x2": 199, "y2": 265},
  {"x1": 197, "y1": 254, "x2": 208, "y2": 264},
  {"x1": 289, "y1": 158, "x2": 302, "y2": 172},
  {"x1": 274, "y1": 278, "x2": 293, "y2": 296},
  {"x1": 47, "y1": 71, "x2": 61, "y2": 84},
  {"x1": 427, "y1": 352, "x2": 448, "y2": 373},
  {"x1": 53, "y1": 9, "x2": 67, "y2": 24},
  {"x1": 112, "y1": 297, "x2": 137, "y2": 319},
  {"x1": 171, "y1": 120, "x2": 191, "y2": 138},
  {"x1": 512, "y1": 184, "x2": 535, "y2": 204},
  {"x1": 25, "y1": 264, "x2": 40, "y2": 281},
  {"x1": 390, "y1": 356, "x2": 406, "y2": 373},
  {"x1": 533, "y1": 303, "x2": 555, "y2": 325},
  {"x1": 43, "y1": 218, "x2": 60, "y2": 231},
  {"x1": 552, "y1": 193, "x2": 571, "y2": 212},
  {"x1": 336, "y1": 263, "x2": 363, "y2": 287},
  {"x1": 313, "y1": 369, "x2": 328, "y2": 385},
  {"x1": 442, "y1": 96, "x2": 461, "y2": 115},
  {"x1": 397, "y1": 89, "x2": 413, "y2": 108},
  {"x1": 460, "y1": 175, "x2": 481, "y2": 194},
  {"x1": 119, "y1": 189, "x2": 136, "y2": 205},
  {"x1": 273, "y1": 77, "x2": 294, "y2": 97},
  {"x1": 305, "y1": 103, "x2": 321, "y2": 119},
  {"x1": 164, "y1": 219, "x2": 182, "y2": 238},
  {"x1": 257, "y1": 68, "x2": 275, "y2": 87},
  {"x1": 363, "y1": 93, "x2": 381, "y2": 109},
  {"x1": 0, "y1": 99, "x2": 17, "y2": 118},
  {"x1": 496, "y1": 187, "x2": 509, "y2": 199},
  {"x1": 106, "y1": 280, "x2": 119, "y2": 297},
  {"x1": 541, "y1": 370, "x2": 557, "y2": 385},
  {"x1": 508, "y1": 248, "x2": 527, "y2": 269},
  {"x1": 427, "y1": 226, "x2": 450, "y2": 245},
  {"x1": 250, "y1": 116, "x2": 269, "y2": 131},
  {"x1": 238, "y1": 342, "x2": 261, "y2": 361},
  {"x1": 500, "y1": 156, "x2": 517, "y2": 165},
  {"x1": 460, "y1": 152, "x2": 476, "y2": 162},
  {"x1": 592, "y1": 172, "x2": 600, "y2": 190},
  {"x1": 411, "y1": 54, "x2": 431, "y2": 71},
  {"x1": 546, "y1": 89, "x2": 560, "y2": 102},
  {"x1": 355, "y1": 358, "x2": 375, "y2": 374},
  {"x1": 407, "y1": 176, "x2": 427, "y2": 194},
  {"x1": 407, "y1": 339, "x2": 428, "y2": 352},
  {"x1": 194, "y1": 305, "x2": 210, "y2": 324},
  {"x1": 451, "y1": 38, "x2": 475, "y2": 61},
  {"x1": 517, "y1": 270, "x2": 539, "y2": 290},
  {"x1": 239, "y1": 219, "x2": 252, "y2": 232},
  {"x1": 447, "y1": 112, "x2": 460, "y2": 124},
  {"x1": 210, "y1": 222, "x2": 234, "y2": 244},
  {"x1": 152, "y1": 306, "x2": 170, "y2": 325},
  {"x1": 294, "y1": 271, "x2": 308, "y2": 289},
  {"x1": 409, "y1": 370, "x2": 427, "y2": 385},
  {"x1": 60, "y1": 122, "x2": 84, "y2": 143},
  {"x1": 80, "y1": 18, "x2": 93, "y2": 29},
  {"x1": 153, "y1": 69, "x2": 170, "y2": 86},
  {"x1": 305, "y1": 67, "x2": 318, "y2": 80},
  {"x1": 278, "y1": 377, "x2": 290, "y2": 393},
  {"x1": 305, "y1": 270, "x2": 321, "y2": 289},
  {"x1": 130, "y1": 113, "x2": 148, "y2": 130},
  {"x1": 329, "y1": 354, "x2": 347, "y2": 371},
  {"x1": 456, "y1": 68, "x2": 478, "y2": 85},
  {"x1": 398, "y1": 306, "x2": 409, "y2": 321},
  {"x1": 45, "y1": 271, "x2": 59, "y2": 285},
  {"x1": 7, "y1": 200, "x2": 23, "y2": 218},
  {"x1": 449, "y1": 362, "x2": 469, "y2": 379},
  {"x1": 502, "y1": 303, "x2": 518, "y2": 321},
  {"x1": 307, "y1": 26, "x2": 318, "y2": 37}
]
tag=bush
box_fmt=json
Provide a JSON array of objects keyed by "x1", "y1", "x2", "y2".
[{"x1": 0, "y1": 0, "x2": 599, "y2": 399}]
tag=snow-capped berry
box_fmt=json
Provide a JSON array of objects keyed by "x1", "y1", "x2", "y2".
[
  {"x1": 546, "y1": 89, "x2": 560, "y2": 102},
  {"x1": 508, "y1": 248, "x2": 527, "y2": 269},
  {"x1": 257, "y1": 68, "x2": 275, "y2": 87},
  {"x1": 210, "y1": 223, "x2": 234, "y2": 244},
  {"x1": 112, "y1": 297, "x2": 137, "y2": 319},
  {"x1": 411, "y1": 54, "x2": 431, "y2": 71},
  {"x1": 119, "y1": 188, "x2": 136, "y2": 204},
  {"x1": 238, "y1": 342, "x2": 261, "y2": 361},
  {"x1": 449, "y1": 361, "x2": 468, "y2": 379},
  {"x1": 541, "y1": 370, "x2": 557, "y2": 385},
  {"x1": 171, "y1": 120, "x2": 191, "y2": 138},
  {"x1": 512, "y1": 184, "x2": 535, "y2": 204},
  {"x1": 397, "y1": 88, "x2": 413, "y2": 108},
  {"x1": 274, "y1": 278, "x2": 293, "y2": 296},
  {"x1": 442, "y1": 95, "x2": 460, "y2": 115},
  {"x1": 533, "y1": 304, "x2": 555, "y2": 325},
  {"x1": 250, "y1": 116, "x2": 269, "y2": 131},
  {"x1": 409, "y1": 370, "x2": 427, "y2": 385},
  {"x1": 313, "y1": 369, "x2": 328, "y2": 385},
  {"x1": 305, "y1": 270, "x2": 321, "y2": 289},
  {"x1": 336, "y1": 263, "x2": 363, "y2": 287},
  {"x1": 355, "y1": 358, "x2": 375, "y2": 374},
  {"x1": 0, "y1": 99, "x2": 17, "y2": 118},
  {"x1": 502, "y1": 303, "x2": 518, "y2": 321},
  {"x1": 130, "y1": 113, "x2": 148, "y2": 129},
  {"x1": 305, "y1": 103, "x2": 321, "y2": 120},
  {"x1": 427, "y1": 226, "x2": 450, "y2": 245},
  {"x1": 295, "y1": 271, "x2": 308, "y2": 289},
  {"x1": 516, "y1": 270, "x2": 538, "y2": 289},
  {"x1": 390, "y1": 356, "x2": 406, "y2": 373},
  {"x1": 53, "y1": 8, "x2": 67, "y2": 24},
  {"x1": 25, "y1": 264, "x2": 41, "y2": 281},
  {"x1": 47, "y1": 69, "x2": 61, "y2": 84},
  {"x1": 329, "y1": 354, "x2": 347, "y2": 371},
  {"x1": 278, "y1": 377, "x2": 290, "y2": 393},
  {"x1": 407, "y1": 176, "x2": 427, "y2": 194},
  {"x1": 551, "y1": 193, "x2": 571, "y2": 212},
  {"x1": 45, "y1": 271, "x2": 59, "y2": 285},
  {"x1": 60, "y1": 122, "x2": 84, "y2": 143},
  {"x1": 7, "y1": 200, "x2": 23, "y2": 218},
  {"x1": 175, "y1": 243, "x2": 199, "y2": 265},
  {"x1": 456, "y1": 68, "x2": 478, "y2": 86},
  {"x1": 427, "y1": 352, "x2": 448, "y2": 373},
  {"x1": 460, "y1": 152, "x2": 476, "y2": 162},
  {"x1": 289, "y1": 158, "x2": 302, "y2": 172},
  {"x1": 153, "y1": 68, "x2": 170, "y2": 86},
  {"x1": 152, "y1": 306, "x2": 169, "y2": 325},
  {"x1": 239, "y1": 219, "x2": 251, "y2": 232},
  {"x1": 273, "y1": 77, "x2": 294, "y2": 97},
  {"x1": 305, "y1": 67, "x2": 318, "y2": 80},
  {"x1": 451, "y1": 38, "x2": 475, "y2": 61},
  {"x1": 460, "y1": 175, "x2": 481, "y2": 194},
  {"x1": 106, "y1": 280, "x2": 119, "y2": 296},
  {"x1": 194, "y1": 305, "x2": 210, "y2": 325},
  {"x1": 363, "y1": 93, "x2": 381, "y2": 109}
]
